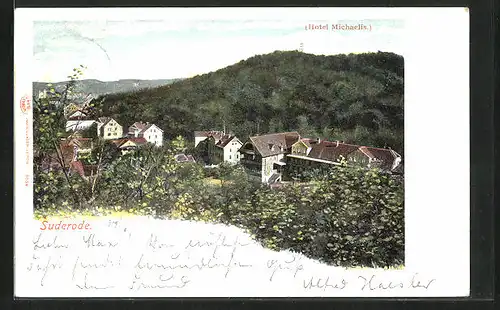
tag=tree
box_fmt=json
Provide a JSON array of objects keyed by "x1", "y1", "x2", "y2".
[
  {"x1": 102, "y1": 144, "x2": 166, "y2": 207},
  {"x1": 98, "y1": 51, "x2": 404, "y2": 155},
  {"x1": 33, "y1": 65, "x2": 89, "y2": 208},
  {"x1": 82, "y1": 139, "x2": 121, "y2": 202}
]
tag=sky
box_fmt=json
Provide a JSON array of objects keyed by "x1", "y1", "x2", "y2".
[{"x1": 33, "y1": 18, "x2": 405, "y2": 82}]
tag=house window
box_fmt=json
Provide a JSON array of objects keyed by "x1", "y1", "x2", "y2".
[
  {"x1": 229, "y1": 155, "x2": 232, "y2": 160},
  {"x1": 108, "y1": 133, "x2": 111, "y2": 136}
]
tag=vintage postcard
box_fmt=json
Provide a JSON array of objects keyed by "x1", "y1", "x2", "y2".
[{"x1": 14, "y1": 7, "x2": 469, "y2": 297}]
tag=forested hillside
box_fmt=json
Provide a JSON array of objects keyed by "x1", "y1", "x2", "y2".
[{"x1": 98, "y1": 51, "x2": 404, "y2": 154}]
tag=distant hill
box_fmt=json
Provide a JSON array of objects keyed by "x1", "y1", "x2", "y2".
[
  {"x1": 97, "y1": 50, "x2": 404, "y2": 154},
  {"x1": 33, "y1": 78, "x2": 181, "y2": 99}
]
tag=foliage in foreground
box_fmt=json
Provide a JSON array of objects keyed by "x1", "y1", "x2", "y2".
[
  {"x1": 36, "y1": 158, "x2": 404, "y2": 268},
  {"x1": 33, "y1": 64, "x2": 404, "y2": 268}
]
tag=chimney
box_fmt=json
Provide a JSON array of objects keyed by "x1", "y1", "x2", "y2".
[
  {"x1": 336, "y1": 141, "x2": 339, "y2": 147},
  {"x1": 317, "y1": 137, "x2": 321, "y2": 144}
]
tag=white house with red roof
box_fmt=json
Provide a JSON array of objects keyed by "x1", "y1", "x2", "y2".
[{"x1": 128, "y1": 122, "x2": 163, "y2": 147}]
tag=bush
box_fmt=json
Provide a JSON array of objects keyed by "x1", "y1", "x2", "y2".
[
  {"x1": 35, "y1": 138, "x2": 403, "y2": 268},
  {"x1": 165, "y1": 164, "x2": 404, "y2": 268}
]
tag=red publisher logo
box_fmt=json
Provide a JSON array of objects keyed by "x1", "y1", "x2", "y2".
[{"x1": 20, "y1": 95, "x2": 31, "y2": 114}]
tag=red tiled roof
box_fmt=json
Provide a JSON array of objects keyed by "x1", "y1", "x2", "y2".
[
  {"x1": 358, "y1": 146, "x2": 401, "y2": 170},
  {"x1": 111, "y1": 137, "x2": 147, "y2": 148},
  {"x1": 126, "y1": 137, "x2": 148, "y2": 144},
  {"x1": 307, "y1": 141, "x2": 360, "y2": 162}
]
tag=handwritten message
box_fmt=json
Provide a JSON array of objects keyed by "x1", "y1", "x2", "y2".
[{"x1": 17, "y1": 217, "x2": 436, "y2": 297}]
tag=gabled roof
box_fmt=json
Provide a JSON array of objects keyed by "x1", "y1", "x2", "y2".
[
  {"x1": 110, "y1": 139, "x2": 127, "y2": 147},
  {"x1": 308, "y1": 141, "x2": 360, "y2": 162},
  {"x1": 110, "y1": 137, "x2": 147, "y2": 148},
  {"x1": 215, "y1": 134, "x2": 238, "y2": 148},
  {"x1": 67, "y1": 109, "x2": 88, "y2": 119},
  {"x1": 248, "y1": 132, "x2": 301, "y2": 157},
  {"x1": 98, "y1": 117, "x2": 121, "y2": 127},
  {"x1": 129, "y1": 122, "x2": 163, "y2": 134},
  {"x1": 174, "y1": 153, "x2": 197, "y2": 163},
  {"x1": 143, "y1": 123, "x2": 163, "y2": 132},
  {"x1": 358, "y1": 146, "x2": 401, "y2": 170},
  {"x1": 126, "y1": 137, "x2": 148, "y2": 145},
  {"x1": 294, "y1": 138, "x2": 316, "y2": 148},
  {"x1": 98, "y1": 116, "x2": 110, "y2": 123}
]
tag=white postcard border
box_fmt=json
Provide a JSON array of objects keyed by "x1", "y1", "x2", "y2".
[{"x1": 14, "y1": 7, "x2": 470, "y2": 297}]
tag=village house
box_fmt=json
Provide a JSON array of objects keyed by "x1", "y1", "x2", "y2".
[
  {"x1": 110, "y1": 137, "x2": 148, "y2": 155},
  {"x1": 39, "y1": 139, "x2": 97, "y2": 181},
  {"x1": 238, "y1": 132, "x2": 300, "y2": 183},
  {"x1": 97, "y1": 117, "x2": 123, "y2": 140},
  {"x1": 194, "y1": 131, "x2": 225, "y2": 147},
  {"x1": 194, "y1": 131, "x2": 243, "y2": 165},
  {"x1": 128, "y1": 122, "x2": 163, "y2": 146}
]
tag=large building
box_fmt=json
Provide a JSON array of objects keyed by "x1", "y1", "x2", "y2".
[
  {"x1": 238, "y1": 132, "x2": 300, "y2": 183},
  {"x1": 128, "y1": 122, "x2": 163, "y2": 147},
  {"x1": 287, "y1": 138, "x2": 402, "y2": 177}
]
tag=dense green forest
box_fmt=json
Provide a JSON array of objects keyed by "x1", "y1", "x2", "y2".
[{"x1": 97, "y1": 51, "x2": 404, "y2": 154}]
